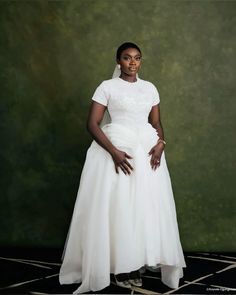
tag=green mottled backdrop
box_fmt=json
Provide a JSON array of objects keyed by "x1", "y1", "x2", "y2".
[{"x1": 0, "y1": 0, "x2": 235, "y2": 251}]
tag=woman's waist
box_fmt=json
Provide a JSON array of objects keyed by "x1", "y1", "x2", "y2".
[
  {"x1": 101, "y1": 122, "x2": 158, "y2": 150},
  {"x1": 109, "y1": 119, "x2": 151, "y2": 129},
  {"x1": 103, "y1": 122, "x2": 155, "y2": 132}
]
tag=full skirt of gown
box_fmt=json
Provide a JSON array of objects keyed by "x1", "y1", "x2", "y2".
[{"x1": 59, "y1": 122, "x2": 187, "y2": 293}]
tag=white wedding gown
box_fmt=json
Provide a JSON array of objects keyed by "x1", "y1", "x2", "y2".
[{"x1": 59, "y1": 77, "x2": 187, "y2": 293}]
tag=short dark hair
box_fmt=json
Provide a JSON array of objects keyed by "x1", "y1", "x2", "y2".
[{"x1": 116, "y1": 42, "x2": 142, "y2": 60}]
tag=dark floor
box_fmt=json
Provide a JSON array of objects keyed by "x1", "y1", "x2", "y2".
[{"x1": 0, "y1": 248, "x2": 235, "y2": 294}]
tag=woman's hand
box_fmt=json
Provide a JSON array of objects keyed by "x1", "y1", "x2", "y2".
[
  {"x1": 148, "y1": 142, "x2": 165, "y2": 170},
  {"x1": 111, "y1": 148, "x2": 133, "y2": 175}
]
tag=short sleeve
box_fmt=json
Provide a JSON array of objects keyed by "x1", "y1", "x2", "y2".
[
  {"x1": 91, "y1": 81, "x2": 109, "y2": 106},
  {"x1": 151, "y1": 83, "x2": 160, "y2": 106}
]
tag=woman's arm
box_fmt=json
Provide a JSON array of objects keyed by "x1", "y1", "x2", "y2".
[
  {"x1": 87, "y1": 101, "x2": 133, "y2": 175},
  {"x1": 148, "y1": 104, "x2": 165, "y2": 170},
  {"x1": 148, "y1": 104, "x2": 165, "y2": 143},
  {"x1": 87, "y1": 101, "x2": 116, "y2": 155}
]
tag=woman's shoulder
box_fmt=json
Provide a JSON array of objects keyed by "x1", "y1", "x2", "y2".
[
  {"x1": 99, "y1": 78, "x2": 119, "y2": 85},
  {"x1": 138, "y1": 78, "x2": 158, "y2": 90},
  {"x1": 95, "y1": 78, "x2": 119, "y2": 90}
]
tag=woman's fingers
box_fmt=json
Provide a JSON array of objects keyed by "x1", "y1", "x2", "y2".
[
  {"x1": 120, "y1": 160, "x2": 133, "y2": 175},
  {"x1": 151, "y1": 155, "x2": 161, "y2": 170},
  {"x1": 115, "y1": 150, "x2": 161, "y2": 173},
  {"x1": 115, "y1": 164, "x2": 119, "y2": 174},
  {"x1": 120, "y1": 153, "x2": 133, "y2": 175},
  {"x1": 117, "y1": 158, "x2": 133, "y2": 175},
  {"x1": 148, "y1": 148, "x2": 154, "y2": 155},
  {"x1": 124, "y1": 159, "x2": 133, "y2": 171},
  {"x1": 114, "y1": 160, "x2": 132, "y2": 175},
  {"x1": 125, "y1": 153, "x2": 133, "y2": 159},
  {"x1": 154, "y1": 160, "x2": 160, "y2": 170},
  {"x1": 112, "y1": 150, "x2": 134, "y2": 175},
  {"x1": 148, "y1": 144, "x2": 164, "y2": 170},
  {"x1": 149, "y1": 148, "x2": 159, "y2": 169},
  {"x1": 115, "y1": 162, "x2": 132, "y2": 175},
  {"x1": 120, "y1": 165, "x2": 128, "y2": 175}
]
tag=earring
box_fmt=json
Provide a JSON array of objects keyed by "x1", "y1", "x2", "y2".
[{"x1": 117, "y1": 64, "x2": 121, "y2": 69}]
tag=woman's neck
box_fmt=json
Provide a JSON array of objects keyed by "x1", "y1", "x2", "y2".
[{"x1": 119, "y1": 73, "x2": 137, "y2": 83}]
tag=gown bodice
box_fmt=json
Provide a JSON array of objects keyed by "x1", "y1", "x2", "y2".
[{"x1": 92, "y1": 77, "x2": 160, "y2": 128}]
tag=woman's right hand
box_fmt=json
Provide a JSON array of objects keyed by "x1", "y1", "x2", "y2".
[{"x1": 111, "y1": 148, "x2": 133, "y2": 175}]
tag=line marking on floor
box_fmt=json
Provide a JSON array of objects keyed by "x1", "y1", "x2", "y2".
[
  {"x1": 0, "y1": 273, "x2": 59, "y2": 290},
  {"x1": 0, "y1": 257, "x2": 52, "y2": 269},
  {"x1": 187, "y1": 255, "x2": 236, "y2": 264}
]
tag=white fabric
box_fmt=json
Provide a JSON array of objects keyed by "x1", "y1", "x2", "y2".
[
  {"x1": 59, "y1": 77, "x2": 187, "y2": 293},
  {"x1": 112, "y1": 64, "x2": 121, "y2": 78},
  {"x1": 100, "y1": 64, "x2": 140, "y2": 127}
]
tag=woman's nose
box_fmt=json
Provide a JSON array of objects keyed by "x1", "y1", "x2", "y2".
[{"x1": 130, "y1": 58, "x2": 136, "y2": 65}]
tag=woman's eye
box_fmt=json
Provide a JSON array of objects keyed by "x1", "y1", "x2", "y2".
[{"x1": 122, "y1": 56, "x2": 141, "y2": 61}]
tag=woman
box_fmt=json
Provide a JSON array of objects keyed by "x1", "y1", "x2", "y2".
[{"x1": 59, "y1": 42, "x2": 187, "y2": 294}]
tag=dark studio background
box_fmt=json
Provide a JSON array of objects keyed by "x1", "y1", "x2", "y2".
[{"x1": 0, "y1": 0, "x2": 235, "y2": 253}]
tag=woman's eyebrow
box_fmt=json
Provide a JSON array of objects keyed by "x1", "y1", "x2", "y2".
[
  {"x1": 123, "y1": 54, "x2": 141, "y2": 57},
  {"x1": 124, "y1": 53, "x2": 141, "y2": 56}
]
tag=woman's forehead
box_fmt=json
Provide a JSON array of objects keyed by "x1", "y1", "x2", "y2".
[{"x1": 121, "y1": 48, "x2": 141, "y2": 56}]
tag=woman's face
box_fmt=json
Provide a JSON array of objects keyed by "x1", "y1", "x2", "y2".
[{"x1": 118, "y1": 48, "x2": 141, "y2": 77}]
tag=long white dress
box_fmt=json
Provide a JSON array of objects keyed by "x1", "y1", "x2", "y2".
[{"x1": 59, "y1": 77, "x2": 187, "y2": 294}]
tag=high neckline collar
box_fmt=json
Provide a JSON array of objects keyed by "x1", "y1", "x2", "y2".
[{"x1": 118, "y1": 77, "x2": 139, "y2": 84}]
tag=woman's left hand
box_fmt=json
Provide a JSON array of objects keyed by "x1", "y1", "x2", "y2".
[{"x1": 148, "y1": 142, "x2": 165, "y2": 170}]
